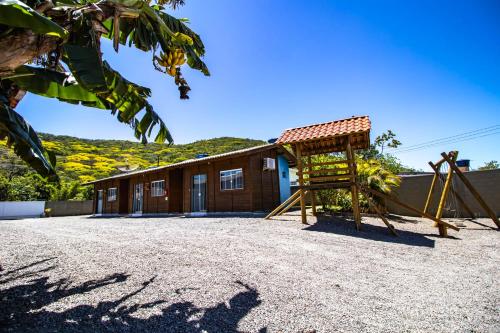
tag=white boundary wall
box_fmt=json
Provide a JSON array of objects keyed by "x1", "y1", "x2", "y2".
[{"x1": 0, "y1": 201, "x2": 45, "y2": 218}]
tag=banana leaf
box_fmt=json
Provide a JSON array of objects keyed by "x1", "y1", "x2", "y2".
[
  {"x1": 62, "y1": 40, "x2": 172, "y2": 142},
  {"x1": 101, "y1": 3, "x2": 209, "y2": 75},
  {"x1": 9, "y1": 65, "x2": 109, "y2": 109},
  {"x1": 0, "y1": 93, "x2": 57, "y2": 180},
  {"x1": 63, "y1": 44, "x2": 108, "y2": 91},
  {"x1": 10, "y1": 63, "x2": 172, "y2": 144},
  {"x1": 0, "y1": 0, "x2": 68, "y2": 38}
]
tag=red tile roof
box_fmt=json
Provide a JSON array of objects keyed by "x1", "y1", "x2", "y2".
[{"x1": 276, "y1": 116, "x2": 371, "y2": 144}]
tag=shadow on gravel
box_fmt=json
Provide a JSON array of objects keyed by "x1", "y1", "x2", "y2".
[
  {"x1": 0, "y1": 259, "x2": 263, "y2": 333},
  {"x1": 385, "y1": 214, "x2": 420, "y2": 224},
  {"x1": 0, "y1": 257, "x2": 56, "y2": 276},
  {"x1": 304, "y1": 216, "x2": 436, "y2": 247},
  {"x1": 462, "y1": 219, "x2": 498, "y2": 230}
]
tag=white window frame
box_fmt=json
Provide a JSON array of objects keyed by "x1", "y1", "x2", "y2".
[
  {"x1": 151, "y1": 180, "x2": 165, "y2": 197},
  {"x1": 107, "y1": 188, "x2": 117, "y2": 202},
  {"x1": 220, "y1": 168, "x2": 244, "y2": 191}
]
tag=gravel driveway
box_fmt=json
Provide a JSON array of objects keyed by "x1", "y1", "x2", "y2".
[{"x1": 0, "y1": 214, "x2": 498, "y2": 332}]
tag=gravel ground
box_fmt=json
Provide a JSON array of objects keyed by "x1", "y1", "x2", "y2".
[{"x1": 0, "y1": 213, "x2": 498, "y2": 332}]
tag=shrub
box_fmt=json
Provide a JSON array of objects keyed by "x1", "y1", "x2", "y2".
[{"x1": 313, "y1": 155, "x2": 400, "y2": 213}]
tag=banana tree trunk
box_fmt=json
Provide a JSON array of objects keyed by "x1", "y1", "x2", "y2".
[{"x1": 0, "y1": 31, "x2": 59, "y2": 76}]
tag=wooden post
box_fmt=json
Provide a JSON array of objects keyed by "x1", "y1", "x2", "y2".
[
  {"x1": 423, "y1": 161, "x2": 439, "y2": 215},
  {"x1": 346, "y1": 138, "x2": 361, "y2": 230},
  {"x1": 360, "y1": 186, "x2": 460, "y2": 232},
  {"x1": 429, "y1": 160, "x2": 474, "y2": 218},
  {"x1": 441, "y1": 152, "x2": 500, "y2": 228},
  {"x1": 278, "y1": 191, "x2": 309, "y2": 216},
  {"x1": 435, "y1": 153, "x2": 457, "y2": 237},
  {"x1": 296, "y1": 144, "x2": 308, "y2": 224},
  {"x1": 265, "y1": 190, "x2": 300, "y2": 219},
  {"x1": 308, "y1": 156, "x2": 317, "y2": 216},
  {"x1": 368, "y1": 196, "x2": 398, "y2": 236}
]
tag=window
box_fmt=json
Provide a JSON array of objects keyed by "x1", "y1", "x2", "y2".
[
  {"x1": 151, "y1": 180, "x2": 165, "y2": 197},
  {"x1": 107, "y1": 188, "x2": 117, "y2": 202},
  {"x1": 220, "y1": 168, "x2": 243, "y2": 190}
]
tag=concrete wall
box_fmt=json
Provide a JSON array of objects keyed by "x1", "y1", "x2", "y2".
[
  {"x1": 387, "y1": 169, "x2": 500, "y2": 217},
  {"x1": 0, "y1": 201, "x2": 45, "y2": 218},
  {"x1": 45, "y1": 200, "x2": 93, "y2": 217}
]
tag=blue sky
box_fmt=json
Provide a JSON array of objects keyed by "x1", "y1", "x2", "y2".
[{"x1": 18, "y1": 0, "x2": 500, "y2": 170}]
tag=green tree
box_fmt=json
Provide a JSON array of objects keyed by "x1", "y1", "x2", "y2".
[
  {"x1": 358, "y1": 130, "x2": 414, "y2": 174},
  {"x1": 376, "y1": 154, "x2": 416, "y2": 175},
  {"x1": 374, "y1": 130, "x2": 401, "y2": 154},
  {"x1": 478, "y1": 160, "x2": 499, "y2": 170},
  {"x1": 0, "y1": 175, "x2": 9, "y2": 200},
  {"x1": 0, "y1": 170, "x2": 93, "y2": 201},
  {"x1": 7, "y1": 175, "x2": 39, "y2": 200},
  {"x1": 49, "y1": 181, "x2": 80, "y2": 201},
  {"x1": 311, "y1": 154, "x2": 400, "y2": 213},
  {"x1": 0, "y1": 0, "x2": 209, "y2": 180}
]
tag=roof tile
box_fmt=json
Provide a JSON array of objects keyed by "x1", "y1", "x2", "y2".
[{"x1": 276, "y1": 116, "x2": 371, "y2": 144}]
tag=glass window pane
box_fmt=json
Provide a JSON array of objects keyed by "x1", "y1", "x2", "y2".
[
  {"x1": 151, "y1": 180, "x2": 165, "y2": 197},
  {"x1": 220, "y1": 169, "x2": 243, "y2": 190},
  {"x1": 235, "y1": 170, "x2": 243, "y2": 189}
]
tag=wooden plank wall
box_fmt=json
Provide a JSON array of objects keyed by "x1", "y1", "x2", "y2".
[
  {"x1": 128, "y1": 170, "x2": 169, "y2": 214},
  {"x1": 181, "y1": 151, "x2": 280, "y2": 213},
  {"x1": 119, "y1": 179, "x2": 129, "y2": 214},
  {"x1": 249, "y1": 150, "x2": 280, "y2": 211},
  {"x1": 182, "y1": 158, "x2": 253, "y2": 212},
  {"x1": 212, "y1": 157, "x2": 252, "y2": 212},
  {"x1": 93, "y1": 148, "x2": 283, "y2": 214},
  {"x1": 168, "y1": 168, "x2": 183, "y2": 213},
  {"x1": 94, "y1": 179, "x2": 120, "y2": 214}
]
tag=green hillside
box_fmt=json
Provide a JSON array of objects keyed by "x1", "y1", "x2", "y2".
[
  {"x1": 2, "y1": 134, "x2": 267, "y2": 183},
  {"x1": 0, "y1": 135, "x2": 266, "y2": 200}
]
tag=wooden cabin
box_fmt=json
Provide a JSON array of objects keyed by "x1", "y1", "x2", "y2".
[{"x1": 87, "y1": 144, "x2": 295, "y2": 215}]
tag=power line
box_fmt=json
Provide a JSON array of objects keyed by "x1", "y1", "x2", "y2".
[
  {"x1": 391, "y1": 129, "x2": 500, "y2": 154},
  {"x1": 389, "y1": 130, "x2": 500, "y2": 154},
  {"x1": 387, "y1": 125, "x2": 500, "y2": 153},
  {"x1": 391, "y1": 131, "x2": 500, "y2": 154}
]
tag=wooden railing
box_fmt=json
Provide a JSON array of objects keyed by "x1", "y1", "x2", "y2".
[{"x1": 298, "y1": 159, "x2": 356, "y2": 185}]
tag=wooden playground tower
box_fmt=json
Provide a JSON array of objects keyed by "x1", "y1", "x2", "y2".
[
  {"x1": 266, "y1": 116, "x2": 460, "y2": 236},
  {"x1": 269, "y1": 116, "x2": 370, "y2": 229},
  {"x1": 423, "y1": 151, "x2": 500, "y2": 236}
]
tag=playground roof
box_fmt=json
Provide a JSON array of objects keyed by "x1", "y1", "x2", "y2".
[{"x1": 276, "y1": 116, "x2": 371, "y2": 155}]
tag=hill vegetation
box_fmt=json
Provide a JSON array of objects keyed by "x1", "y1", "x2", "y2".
[
  {"x1": 0, "y1": 130, "x2": 415, "y2": 203},
  {"x1": 0, "y1": 134, "x2": 266, "y2": 201}
]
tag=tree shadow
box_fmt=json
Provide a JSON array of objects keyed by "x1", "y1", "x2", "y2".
[
  {"x1": 0, "y1": 257, "x2": 57, "y2": 276},
  {"x1": 0, "y1": 259, "x2": 263, "y2": 333},
  {"x1": 303, "y1": 216, "x2": 437, "y2": 248}
]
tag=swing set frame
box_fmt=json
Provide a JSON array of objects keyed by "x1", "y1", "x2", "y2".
[{"x1": 423, "y1": 151, "x2": 500, "y2": 236}]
